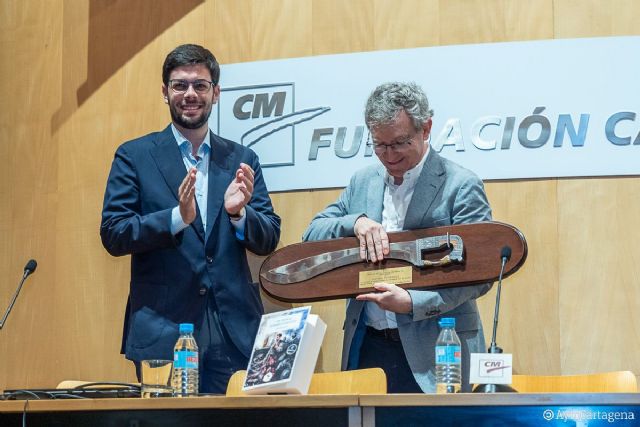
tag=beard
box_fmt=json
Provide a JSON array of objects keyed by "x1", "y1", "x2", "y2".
[{"x1": 169, "y1": 101, "x2": 213, "y2": 130}]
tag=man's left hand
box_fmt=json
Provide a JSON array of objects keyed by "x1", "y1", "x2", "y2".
[
  {"x1": 224, "y1": 163, "x2": 254, "y2": 216},
  {"x1": 355, "y1": 283, "x2": 412, "y2": 314}
]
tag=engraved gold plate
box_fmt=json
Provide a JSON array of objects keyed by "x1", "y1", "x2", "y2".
[{"x1": 358, "y1": 266, "x2": 413, "y2": 289}]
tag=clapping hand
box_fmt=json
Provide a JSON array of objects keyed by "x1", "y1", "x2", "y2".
[{"x1": 224, "y1": 163, "x2": 254, "y2": 216}]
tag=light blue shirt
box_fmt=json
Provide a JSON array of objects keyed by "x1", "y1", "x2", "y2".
[{"x1": 169, "y1": 125, "x2": 246, "y2": 238}]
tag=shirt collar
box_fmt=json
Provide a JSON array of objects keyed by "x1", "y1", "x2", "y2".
[
  {"x1": 171, "y1": 124, "x2": 211, "y2": 158},
  {"x1": 384, "y1": 144, "x2": 431, "y2": 188}
]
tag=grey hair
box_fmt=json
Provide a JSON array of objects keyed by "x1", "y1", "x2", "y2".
[{"x1": 364, "y1": 82, "x2": 434, "y2": 131}]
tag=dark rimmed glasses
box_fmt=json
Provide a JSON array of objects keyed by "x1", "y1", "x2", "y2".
[
  {"x1": 168, "y1": 79, "x2": 214, "y2": 94},
  {"x1": 366, "y1": 132, "x2": 414, "y2": 154}
]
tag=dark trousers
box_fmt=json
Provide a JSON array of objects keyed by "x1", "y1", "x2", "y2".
[
  {"x1": 357, "y1": 328, "x2": 422, "y2": 393},
  {"x1": 135, "y1": 295, "x2": 248, "y2": 395}
]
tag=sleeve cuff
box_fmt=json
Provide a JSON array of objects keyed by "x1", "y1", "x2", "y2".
[
  {"x1": 170, "y1": 206, "x2": 189, "y2": 235},
  {"x1": 230, "y1": 208, "x2": 246, "y2": 240}
]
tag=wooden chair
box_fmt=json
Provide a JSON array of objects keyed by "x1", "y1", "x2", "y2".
[
  {"x1": 511, "y1": 371, "x2": 637, "y2": 393},
  {"x1": 226, "y1": 368, "x2": 387, "y2": 396}
]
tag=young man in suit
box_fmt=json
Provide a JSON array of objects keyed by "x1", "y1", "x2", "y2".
[
  {"x1": 303, "y1": 82, "x2": 492, "y2": 393},
  {"x1": 101, "y1": 44, "x2": 281, "y2": 394}
]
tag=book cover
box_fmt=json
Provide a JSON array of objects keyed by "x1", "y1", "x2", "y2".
[{"x1": 242, "y1": 306, "x2": 326, "y2": 394}]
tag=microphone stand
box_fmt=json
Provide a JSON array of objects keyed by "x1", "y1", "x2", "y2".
[
  {"x1": 0, "y1": 267, "x2": 34, "y2": 330},
  {"x1": 473, "y1": 248, "x2": 517, "y2": 393}
]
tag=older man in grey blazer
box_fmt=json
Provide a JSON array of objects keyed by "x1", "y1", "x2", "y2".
[{"x1": 303, "y1": 82, "x2": 492, "y2": 393}]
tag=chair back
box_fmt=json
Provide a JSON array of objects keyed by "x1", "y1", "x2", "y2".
[
  {"x1": 511, "y1": 371, "x2": 637, "y2": 393},
  {"x1": 226, "y1": 368, "x2": 387, "y2": 396}
]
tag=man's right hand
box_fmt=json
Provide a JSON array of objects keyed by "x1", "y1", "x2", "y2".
[
  {"x1": 354, "y1": 216, "x2": 389, "y2": 262},
  {"x1": 178, "y1": 167, "x2": 197, "y2": 225}
]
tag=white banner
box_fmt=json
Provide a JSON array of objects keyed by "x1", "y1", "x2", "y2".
[{"x1": 210, "y1": 37, "x2": 640, "y2": 192}]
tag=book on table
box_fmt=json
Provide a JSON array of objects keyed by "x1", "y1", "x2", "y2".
[{"x1": 242, "y1": 306, "x2": 326, "y2": 394}]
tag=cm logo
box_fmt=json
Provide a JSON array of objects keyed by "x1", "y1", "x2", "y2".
[
  {"x1": 215, "y1": 83, "x2": 295, "y2": 167},
  {"x1": 479, "y1": 359, "x2": 511, "y2": 378},
  {"x1": 214, "y1": 82, "x2": 329, "y2": 168},
  {"x1": 233, "y1": 92, "x2": 286, "y2": 120}
]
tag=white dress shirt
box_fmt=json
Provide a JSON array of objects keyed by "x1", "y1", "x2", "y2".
[{"x1": 365, "y1": 145, "x2": 430, "y2": 330}]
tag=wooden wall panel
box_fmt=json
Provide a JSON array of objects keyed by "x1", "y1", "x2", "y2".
[
  {"x1": 482, "y1": 180, "x2": 561, "y2": 374},
  {"x1": 312, "y1": 0, "x2": 374, "y2": 54},
  {"x1": 557, "y1": 178, "x2": 640, "y2": 374},
  {"x1": 503, "y1": 0, "x2": 555, "y2": 41},
  {"x1": 1, "y1": 0, "x2": 639, "y2": 391},
  {"x1": 250, "y1": 0, "x2": 313, "y2": 60},
  {"x1": 555, "y1": 0, "x2": 640, "y2": 38},
  {"x1": 372, "y1": 0, "x2": 440, "y2": 49},
  {"x1": 206, "y1": 0, "x2": 253, "y2": 64},
  {"x1": 206, "y1": 0, "x2": 312, "y2": 67},
  {"x1": 0, "y1": 0, "x2": 63, "y2": 389},
  {"x1": 439, "y1": 0, "x2": 554, "y2": 45}
]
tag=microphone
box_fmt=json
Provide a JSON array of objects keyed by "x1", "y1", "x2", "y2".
[
  {"x1": 473, "y1": 247, "x2": 516, "y2": 393},
  {"x1": 0, "y1": 259, "x2": 37, "y2": 330},
  {"x1": 25, "y1": 259, "x2": 37, "y2": 274},
  {"x1": 489, "y1": 246, "x2": 511, "y2": 354}
]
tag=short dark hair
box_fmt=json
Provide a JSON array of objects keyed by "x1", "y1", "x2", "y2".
[{"x1": 162, "y1": 44, "x2": 220, "y2": 86}]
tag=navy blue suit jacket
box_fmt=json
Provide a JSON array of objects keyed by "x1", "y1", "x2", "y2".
[{"x1": 100, "y1": 125, "x2": 281, "y2": 362}]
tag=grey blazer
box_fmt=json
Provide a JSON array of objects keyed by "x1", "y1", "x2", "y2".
[{"x1": 303, "y1": 150, "x2": 492, "y2": 392}]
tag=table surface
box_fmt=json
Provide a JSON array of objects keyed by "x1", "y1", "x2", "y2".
[
  {"x1": 1, "y1": 392, "x2": 638, "y2": 413},
  {"x1": 0, "y1": 394, "x2": 358, "y2": 413}
]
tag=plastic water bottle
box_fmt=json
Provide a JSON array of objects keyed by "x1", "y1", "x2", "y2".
[
  {"x1": 435, "y1": 317, "x2": 462, "y2": 394},
  {"x1": 172, "y1": 323, "x2": 199, "y2": 397}
]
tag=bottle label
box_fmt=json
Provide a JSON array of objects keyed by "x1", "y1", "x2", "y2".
[
  {"x1": 435, "y1": 345, "x2": 461, "y2": 364},
  {"x1": 174, "y1": 350, "x2": 198, "y2": 369}
]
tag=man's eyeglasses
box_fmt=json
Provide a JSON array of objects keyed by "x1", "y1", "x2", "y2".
[
  {"x1": 366, "y1": 133, "x2": 414, "y2": 154},
  {"x1": 168, "y1": 79, "x2": 214, "y2": 94}
]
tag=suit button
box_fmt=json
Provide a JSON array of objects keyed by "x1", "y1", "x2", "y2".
[
  {"x1": 206, "y1": 256, "x2": 214, "y2": 264},
  {"x1": 352, "y1": 319, "x2": 357, "y2": 325},
  {"x1": 199, "y1": 287, "x2": 207, "y2": 296}
]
